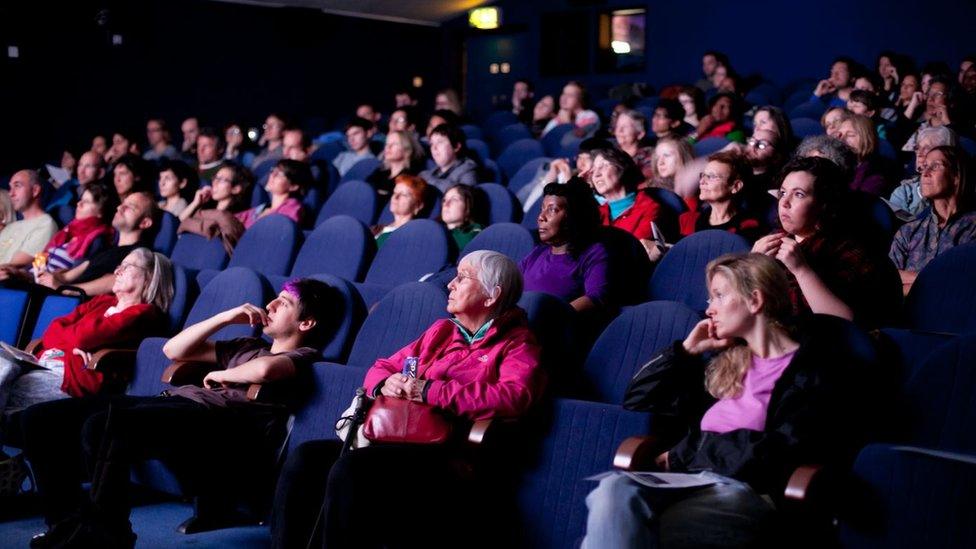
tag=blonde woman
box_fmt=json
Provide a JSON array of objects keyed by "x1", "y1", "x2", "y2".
[
  {"x1": 368, "y1": 130, "x2": 425, "y2": 196},
  {"x1": 583, "y1": 252, "x2": 872, "y2": 548},
  {"x1": 838, "y1": 113, "x2": 889, "y2": 195},
  {"x1": 0, "y1": 190, "x2": 14, "y2": 233}
]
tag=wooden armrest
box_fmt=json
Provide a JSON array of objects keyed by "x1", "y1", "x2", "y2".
[
  {"x1": 613, "y1": 435, "x2": 668, "y2": 471},
  {"x1": 784, "y1": 464, "x2": 825, "y2": 503},
  {"x1": 162, "y1": 361, "x2": 220, "y2": 386},
  {"x1": 25, "y1": 339, "x2": 42, "y2": 355},
  {"x1": 467, "y1": 419, "x2": 494, "y2": 445},
  {"x1": 86, "y1": 348, "x2": 137, "y2": 387}
]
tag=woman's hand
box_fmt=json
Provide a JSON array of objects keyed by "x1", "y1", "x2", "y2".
[
  {"x1": 775, "y1": 236, "x2": 808, "y2": 275},
  {"x1": 752, "y1": 233, "x2": 784, "y2": 256},
  {"x1": 72, "y1": 348, "x2": 93, "y2": 367},
  {"x1": 35, "y1": 271, "x2": 62, "y2": 290},
  {"x1": 194, "y1": 187, "x2": 213, "y2": 205},
  {"x1": 380, "y1": 374, "x2": 426, "y2": 402},
  {"x1": 682, "y1": 319, "x2": 733, "y2": 355}
]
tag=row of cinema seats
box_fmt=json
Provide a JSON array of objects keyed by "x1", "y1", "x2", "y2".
[{"x1": 6, "y1": 238, "x2": 973, "y2": 546}]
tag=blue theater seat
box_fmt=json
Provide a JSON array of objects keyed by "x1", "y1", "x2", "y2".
[
  {"x1": 461, "y1": 222, "x2": 536, "y2": 263},
  {"x1": 540, "y1": 123, "x2": 575, "y2": 157},
  {"x1": 498, "y1": 139, "x2": 546, "y2": 182},
  {"x1": 506, "y1": 157, "x2": 551, "y2": 197},
  {"x1": 339, "y1": 157, "x2": 382, "y2": 184},
  {"x1": 315, "y1": 180, "x2": 378, "y2": 227},
  {"x1": 790, "y1": 117, "x2": 824, "y2": 138},
  {"x1": 692, "y1": 136, "x2": 730, "y2": 158},
  {"x1": 494, "y1": 123, "x2": 533, "y2": 156},
  {"x1": 355, "y1": 220, "x2": 455, "y2": 307},
  {"x1": 903, "y1": 242, "x2": 976, "y2": 334},
  {"x1": 152, "y1": 211, "x2": 179, "y2": 256},
  {"x1": 170, "y1": 233, "x2": 229, "y2": 272},
  {"x1": 287, "y1": 215, "x2": 375, "y2": 282},
  {"x1": 475, "y1": 183, "x2": 522, "y2": 225},
  {"x1": 647, "y1": 230, "x2": 751, "y2": 312},
  {"x1": 196, "y1": 214, "x2": 301, "y2": 288}
]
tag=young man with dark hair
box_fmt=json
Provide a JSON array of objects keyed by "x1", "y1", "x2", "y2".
[
  {"x1": 195, "y1": 127, "x2": 225, "y2": 182},
  {"x1": 651, "y1": 98, "x2": 689, "y2": 141},
  {"x1": 420, "y1": 123, "x2": 479, "y2": 192},
  {"x1": 332, "y1": 117, "x2": 377, "y2": 177},
  {"x1": 21, "y1": 277, "x2": 339, "y2": 548}
]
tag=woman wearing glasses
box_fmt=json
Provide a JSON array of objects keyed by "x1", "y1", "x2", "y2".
[
  {"x1": 679, "y1": 151, "x2": 762, "y2": 241},
  {"x1": 0, "y1": 247, "x2": 171, "y2": 416},
  {"x1": 752, "y1": 156, "x2": 901, "y2": 328},
  {"x1": 890, "y1": 145, "x2": 976, "y2": 294}
]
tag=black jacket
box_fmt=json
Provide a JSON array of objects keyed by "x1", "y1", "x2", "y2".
[{"x1": 624, "y1": 316, "x2": 881, "y2": 496}]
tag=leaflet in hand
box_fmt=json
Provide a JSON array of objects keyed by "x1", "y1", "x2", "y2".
[
  {"x1": 0, "y1": 341, "x2": 42, "y2": 368},
  {"x1": 587, "y1": 470, "x2": 718, "y2": 490}
]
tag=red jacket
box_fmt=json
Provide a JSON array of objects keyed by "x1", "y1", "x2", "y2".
[
  {"x1": 598, "y1": 192, "x2": 660, "y2": 240},
  {"x1": 363, "y1": 309, "x2": 544, "y2": 421},
  {"x1": 38, "y1": 294, "x2": 162, "y2": 397}
]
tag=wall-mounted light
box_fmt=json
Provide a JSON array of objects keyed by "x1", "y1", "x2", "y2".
[
  {"x1": 469, "y1": 7, "x2": 501, "y2": 30},
  {"x1": 489, "y1": 63, "x2": 499, "y2": 74},
  {"x1": 500, "y1": 62, "x2": 510, "y2": 74},
  {"x1": 7, "y1": 45, "x2": 19, "y2": 59},
  {"x1": 412, "y1": 76, "x2": 423, "y2": 88},
  {"x1": 611, "y1": 40, "x2": 631, "y2": 54}
]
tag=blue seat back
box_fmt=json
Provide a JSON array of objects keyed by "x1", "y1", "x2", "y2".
[
  {"x1": 904, "y1": 242, "x2": 976, "y2": 334},
  {"x1": 461, "y1": 124, "x2": 484, "y2": 141},
  {"x1": 507, "y1": 157, "x2": 551, "y2": 196},
  {"x1": 30, "y1": 295, "x2": 81, "y2": 341},
  {"x1": 484, "y1": 111, "x2": 519, "y2": 138},
  {"x1": 55, "y1": 204, "x2": 74, "y2": 227},
  {"x1": 692, "y1": 136, "x2": 730, "y2": 158},
  {"x1": 0, "y1": 288, "x2": 30, "y2": 345},
  {"x1": 304, "y1": 274, "x2": 366, "y2": 363},
  {"x1": 518, "y1": 291, "x2": 577, "y2": 389},
  {"x1": 165, "y1": 264, "x2": 196, "y2": 334},
  {"x1": 289, "y1": 362, "x2": 369, "y2": 448},
  {"x1": 583, "y1": 301, "x2": 701, "y2": 403},
  {"x1": 540, "y1": 124, "x2": 575, "y2": 157},
  {"x1": 789, "y1": 100, "x2": 827, "y2": 120},
  {"x1": 346, "y1": 282, "x2": 449, "y2": 367},
  {"x1": 228, "y1": 214, "x2": 301, "y2": 277},
  {"x1": 340, "y1": 157, "x2": 382, "y2": 184},
  {"x1": 878, "y1": 328, "x2": 956, "y2": 387},
  {"x1": 644, "y1": 187, "x2": 688, "y2": 217},
  {"x1": 467, "y1": 138, "x2": 491, "y2": 164},
  {"x1": 364, "y1": 219, "x2": 455, "y2": 288},
  {"x1": 647, "y1": 230, "x2": 751, "y2": 311},
  {"x1": 316, "y1": 180, "x2": 378, "y2": 227},
  {"x1": 498, "y1": 139, "x2": 546, "y2": 181},
  {"x1": 494, "y1": 123, "x2": 533, "y2": 154},
  {"x1": 170, "y1": 233, "x2": 229, "y2": 272},
  {"x1": 790, "y1": 117, "x2": 824, "y2": 138},
  {"x1": 475, "y1": 183, "x2": 522, "y2": 225},
  {"x1": 151, "y1": 211, "x2": 179, "y2": 256},
  {"x1": 309, "y1": 140, "x2": 345, "y2": 165},
  {"x1": 960, "y1": 136, "x2": 976, "y2": 156},
  {"x1": 461, "y1": 222, "x2": 536, "y2": 262},
  {"x1": 515, "y1": 399, "x2": 651, "y2": 549},
  {"x1": 905, "y1": 333, "x2": 976, "y2": 452},
  {"x1": 521, "y1": 195, "x2": 543, "y2": 231},
  {"x1": 292, "y1": 215, "x2": 375, "y2": 282},
  {"x1": 185, "y1": 267, "x2": 270, "y2": 340}
]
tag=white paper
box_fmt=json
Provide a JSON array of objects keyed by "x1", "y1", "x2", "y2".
[
  {"x1": 586, "y1": 470, "x2": 718, "y2": 490},
  {"x1": 0, "y1": 341, "x2": 42, "y2": 367},
  {"x1": 45, "y1": 164, "x2": 72, "y2": 188}
]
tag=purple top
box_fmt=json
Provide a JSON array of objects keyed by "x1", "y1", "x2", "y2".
[
  {"x1": 518, "y1": 242, "x2": 610, "y2": 304},
  {"x1": 235, "y1": 197, "x2": 303, "y2": 229},
  {"x1": 700, "y1": 350, "x2": 796, "y2": 434},
  {"x1": 850, "y1": 158, "x2": 888, "y2": 196}
]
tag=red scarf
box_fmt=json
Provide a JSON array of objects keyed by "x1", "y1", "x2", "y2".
[{"x1": 45, "y1": 216, "x2": 113, "y2": 259}]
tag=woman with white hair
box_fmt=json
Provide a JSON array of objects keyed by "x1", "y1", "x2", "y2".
[
  {"x1": 0, "y1": 247, "x2": 172, "y2": 414},
  {"x1": 271, "y1": 250, "x2": 545, "y2": 549}
]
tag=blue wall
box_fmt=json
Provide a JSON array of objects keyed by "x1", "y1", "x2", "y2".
[{"x1": 463, "y1": 0, "x2": 976, "y2": 120}]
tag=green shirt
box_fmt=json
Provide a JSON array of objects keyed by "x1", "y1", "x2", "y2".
[{"x1": 450, "y1": 222, "x2": 483, "y2": 252}]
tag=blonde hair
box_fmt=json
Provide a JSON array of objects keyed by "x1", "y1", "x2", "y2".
[
  {"x1": 0, "y1": 190, "x2": 14, "y2": 226},
  {"x1": 703, "y1": 253, "x2": 794, "y2": 399},
  {"x1": 842, "y1": 114, "x2": 878, "y2": 160}
]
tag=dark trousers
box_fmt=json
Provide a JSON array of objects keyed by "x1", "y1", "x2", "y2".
[
  {"x1": 20, "y1": 395, "x2": 282, "y2": 528},
  {"x1": 271, "y1": 440, "x2": 484, "y2": 549}
]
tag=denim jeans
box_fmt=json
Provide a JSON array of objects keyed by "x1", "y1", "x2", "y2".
[
  {"x1": 0, "y1": 356, "x2": 68, "y2": 416},
  {"x1": 581, "y1": 471, "x2": 774, "y2": 549}
]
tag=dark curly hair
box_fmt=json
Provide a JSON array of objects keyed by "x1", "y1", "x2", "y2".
[
  {"x1": 774, "y1": 156, "x2": 849, "y2": 234},
  {"x1": 541, "y1": 179, "x2": 601, "y2": 257}
]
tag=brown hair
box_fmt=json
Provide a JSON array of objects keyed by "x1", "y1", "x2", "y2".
[
  {"x1": 842, "y1": 114, "x2": 877, "y2": 160},
  {"x1": 703, "y1": 253, "x2": 795, "y2": 399}
]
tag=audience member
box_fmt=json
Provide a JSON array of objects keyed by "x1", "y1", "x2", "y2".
[
  {"x1": 91, "y1": 135, "x2": 108, "y2": 159},
  {"x1": 592, "y1": 148, "x2": 660, "y2": 243},
  {"x1": 195, "y1": 127, "x2": 225, "y2": 182},
  {"x1": 0, "y1": 170, "x2": 58, "y2": 268},
  {"x1": 516, "y1": 137, "x2": 611, "y2": 209},
  {"x1": 372, "y1": 174, "x2": 427, "y2": 247},
  {"x1": 142, "y1": 119, "x2": 180, "y2": 162},
  {"x1": 543, "y1": 81, "x2": 600, "y2": 137},
  {"x1": 694, "y1": 92, "x2": 745, "y2": 142},
  {"x1": 394, "y1": 88, "x2": 418, "y2": 108},
  {"x1": 386, "y1": 106, "x2": 418, "y2": 135},
  {"x1": 237, "y1": 159, "x2": 309, "y2": 229},
  {"x1": 839, "y1": 113, "x2": 891, "y2": 195},
  {"x1": 271, "y1": 252, "x2": 541, "y2": 548},
  {"x1": 695, "y1": 50, "x2": 729, "y2": 92},
  {"x1": 890, "y1": 145, "x2": 976, "y2": 294},
  {"x1": 794, "y1": 135, "x2": 858, "y2": 181},
  {"x1": 281, "y1": 127, "x2": 313, "y2": 163},
  {"x1": 888, "y1": 126, "x2": 957, "y2": 218},
  {"x1": 180, "y1": 117, "x2": 200, "y2": 157},
  {"x1": 812, "y1": 56, "x2": 858, "y2": 108},
  {"x1": 583, "y1": 252, "x2": 873, "y2": 549},
  {"x1": 612, "y1": 109, "x2": 654, "y2": 181},
  {"x1": 752, "y1": 106, "x2": 795, "y2": 147},
  {"x1": 679, "y1": 151, "x2": 762, "y2": 241},
  {"x1": 179, "y1": 162, "x2": 251, "y2": 222},
  {"x1": 648, "y1": 137, "x2": 694, "y2": 192},
  {"x1": 512, "y1": 78, "x2": 536, "y2": 123},
  {"x1": 251, "y1": 113, "x2": 286, "y2": 168},
  {"x1": 752, "y1": 157, "x2": 901, "y2": 327},
  {"x1": 332, "y1": 117, "x2": 377, "y2": 177},
  {"x1": 520, "y1": 181, "x2": 609, "y2": 313},
  {"x1": 434, "y1": 88, "x2": 464, "y2": 116},
  {"x1": 46, "y1": 150, "x2": 107, "y2": 212},
  {"x1": 21, "y1": 278, "x2": 336, "y2": 547},
  {"x1": 678, "y1": 86, "x2": 706, "y2": 129},
  {"x1": 821, "y1": 106, "x2": 849, "y2": 139},
  {"x1": 156, "y1": 158, "x2": 198, "y2": 217},
  {"x1": 424, "y1": 109, "x2": 460, "y2": 140},
  {"x1": 0, "y1": 190, "x2": 14, "y2": 232},
  {"x1": 530, "y1": 95, "x2": 556, "y2": 138},
  {"x1": 105, "y1": 132, "x2": 138, "y2": 165},
  {"x1": 112, "y1": 154, "x2": 152, "y2": 200},
  {"x1": 441, "y1": 184, "x2": 483, "y2": 251},
  {"x1": 420, "y1": 124, "x2": 478, "y2": 192},
  {"x1": 368, "y1": 129, "x2": 424, "y2": 196}
]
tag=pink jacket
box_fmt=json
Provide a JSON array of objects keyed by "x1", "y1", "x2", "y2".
[{"x1": 363, "y1": 310, "x2": 544, "y2": 421}]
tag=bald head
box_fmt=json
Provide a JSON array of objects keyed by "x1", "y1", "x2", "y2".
[
  {"x1": 8, "y1": 169, "x2": 43, "y2": 214},
  {"x1": 77, "y1": 151, "x2": 106, "y2": 186}
]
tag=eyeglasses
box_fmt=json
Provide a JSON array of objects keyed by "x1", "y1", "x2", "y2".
[
  {"x1": 699, "y1": 172, "x2": 727, "y2": 182},
  {"x1": 747, "y1": 137, "x2": 772, "y2": 150},
  {"x1": 917, "y1": 161, "x2": 947, "y2": 175},
  {"x1": 927, "y1": 91, "x2": 946, "y2": 99},
  {"x1": 115, "y1": 262, "x2": 144, "y2": 275}
]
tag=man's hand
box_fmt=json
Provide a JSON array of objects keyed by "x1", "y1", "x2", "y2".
[
  {"x1": 203, "y1": 369, "x2": 229, "y2": 389},
  {"x1": 814, "y1": 79, "x2": 836, "y2": 97},
  {"x1": 35, "y1": 271, "x2": 63, "y2": 290},
  {"x1": 221, "y1": 303, "x2": 269, "y2": 327}
]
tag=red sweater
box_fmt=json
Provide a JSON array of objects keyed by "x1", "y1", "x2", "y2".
[
  {"x1": 598, "y1": 192, "x2": 660, "y2": 240},
  {"x1": 38, "y1": 294, "x2": 162, "y2": 397}
]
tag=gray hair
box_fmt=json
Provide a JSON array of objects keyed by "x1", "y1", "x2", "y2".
[
  {"x1": 129, "y1": 247, "x2": 174, "y2": 312},
  {"x1": 459, "y1": 249, "x2": 523, "y2": 315},
  {"x1": 917, "y1": 125, "x2": 958, "y2": 148},
  {"x1": 794, "y1": 135, "x2": 857, "y2": 176},
  {"x1": 616, "y1": 109, "x2": 647, "y2": 135}
]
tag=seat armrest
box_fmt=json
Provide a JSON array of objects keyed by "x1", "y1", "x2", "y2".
[
  {"x1": 613, "y1": 435, "x2": 668, "y2": 471},
  {"x1": 784, "y1": 464, "x2": 825, "y2": 503},
  {"x1": 162, "y1": 361, "x2": 220, "y2": 386},
  {"x1": 467, "y1": 418, "x2": 494, "y2": 446},
  {"x1": 25, "y1": 339, "x2": 42, "y2": 355},
  {"x1": 87, "y1": 348, "x2": 137, "y2": 385}
]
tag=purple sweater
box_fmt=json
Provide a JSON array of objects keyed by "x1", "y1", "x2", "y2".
[{"x1": 518, "y1": 242, "x2": 610, "y2": 304}]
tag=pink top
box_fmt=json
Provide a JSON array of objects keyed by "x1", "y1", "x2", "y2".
[
  {"x1": 699, "y1": 350, "x2": 797, "y2": 434},
  {"x1": 235, "y1": 197, "x2": 303, "y2": 229}
]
